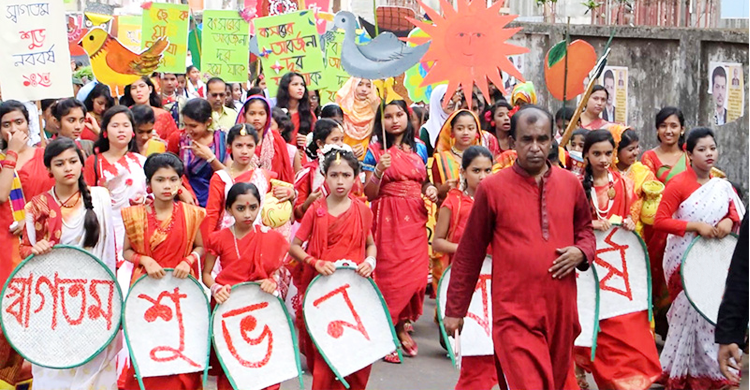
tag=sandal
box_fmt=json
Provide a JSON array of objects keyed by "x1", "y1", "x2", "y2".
[
  {"x1": 404, "y1": 321, "x2": 414, "y2": 334},
  {"x1": 576, "y1": 373, "x2": 590, "y2": 390},
  {"x1": 400, "y1": 333, "x2": 418, "y2": 357},
  {"x1": 383, "y1": 351, "x2": 401, "y2": 364}
]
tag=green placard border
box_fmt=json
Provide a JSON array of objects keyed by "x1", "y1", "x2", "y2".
[
  {"x1": 122, "y1": 269, "x2": 211, "y2": 390},
  {"x1": 0, "y1": 245, "x2": 123, "y2": 369},
  {"x1": 680, "y1": 233, "x2": 739, "y2": 326},
  {"x1": 210, "y1": 282, "x2": 304, "y2": 390},
  {"x1": 302, "y1": 266, "x2": 401, "y2": 389}
]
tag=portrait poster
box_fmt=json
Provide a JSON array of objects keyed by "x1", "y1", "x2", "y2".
[
  {"x1": 708, "y1": 62, "x2": 744, "y2": 125},
  {"x1": 598, "y1": 66, "x2": 628, "y2": 124}
]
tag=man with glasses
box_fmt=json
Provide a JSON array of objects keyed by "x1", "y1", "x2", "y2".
[{"x1": 206, "y1": 77, "x2": 237, "y2": 131}]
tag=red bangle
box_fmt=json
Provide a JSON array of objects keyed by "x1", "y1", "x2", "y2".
[
  {"x1": 131, "y1": 253, "x2": 141, "y2": 264},
  {"x1": 303, "y1": 255, "x2": 316, "y2": 265},
  {"x1": 183, "y1": 254, "x2": 196, "y2": 266},
  {"x1": 1, "y1": 160, "x2": 17, "y2": 169},
  {"x1": 5, "y1": 151, "x2": 18, "y2": 161}
]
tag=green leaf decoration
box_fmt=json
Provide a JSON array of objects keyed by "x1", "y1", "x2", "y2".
[{"x1": 547, "y1": 40, "x2": 567, "y2": 68}]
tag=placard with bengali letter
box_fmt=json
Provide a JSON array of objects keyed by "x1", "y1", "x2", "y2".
[
  {"x1": 0, "y1": 0, "x2": 74, "y2": 101},
  {"x1": 141, "y1": 3, "x2": 189, "y2": 74},
  {"x1": 201, "y1": 10, "x2": 250, "y2": 83},
  {"x1": 254, "y1": 10, "x2": 328, "y2": 96}
]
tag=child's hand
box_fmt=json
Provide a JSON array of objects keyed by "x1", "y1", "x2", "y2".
[
  {"x1": 31, "y1": 239, "x2": 53, "y2": 256},
  {"x1": 173, "y1": 260, "x2": 191, "y2": 279},
  {"x1": 315, "y1": 260, "x2": 336, "y2": 276},
  {"x1": 212, "y1": 285, "x2": 231, "y2": 304},
  {"x1": 260, "y1": 278, "x2": 277, "y2": 294},
  {"x1": 357, "y1": 262, "x2": 373, "y2": 278},
  {"x1": 143, "y1": 257, "x2": 166, "y2": 279},
  {"x1": 623, "y1": 218, "x2": 636, "y2": 231}
]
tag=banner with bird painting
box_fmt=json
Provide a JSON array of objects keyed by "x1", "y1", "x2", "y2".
[
  {"x1": 253, "y1": 10, "x2": 328, "y2": 96},
  {"x1": 142, "y1": 2, "x2": 190, "y2": 74},
  {"x1": 0, "y1": 0, "x2": 74, "y2": 101}
]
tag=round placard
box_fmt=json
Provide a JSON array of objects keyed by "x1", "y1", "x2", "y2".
[
  {"x1": 681, "y1": 234, "x2": 738, "y2": 325},
  {"x1": 0, "y1": 245, "x2": 122, "y2": 369}
]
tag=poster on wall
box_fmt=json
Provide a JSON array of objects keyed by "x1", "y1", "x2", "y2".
[
  {"x1": 502, "y1": 54, "x2": 524, "y2": 93},
  {"x1": 708, "y1": 62, "x2": 744, "y2": 125},
  {"x1": 598, "y1": 66, "x2": 628, "y2": 124}
]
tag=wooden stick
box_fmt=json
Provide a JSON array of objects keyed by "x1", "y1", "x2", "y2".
[
  {"x1": 37, "y1": 101, "x2": 46, "y2": 147},
  {"x1": 559, "y1": 48, "x2": 611, "y2": 146}
]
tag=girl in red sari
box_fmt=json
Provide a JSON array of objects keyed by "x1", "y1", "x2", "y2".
[
  {"x1": 363, "y1": 100, "x2": 439, "y2": 363},
  {"x1": 579, "y1": 86, "x2": 611, "y2": 131},
  {"x1": 276, "y1": 72, "x2": 317, "y2": 150},
  {"x1": 121, "y1": 76, "x2": 179, "y2": 140},
  {"x1": 486, "y1": 100, "x2": 512, "y2": 157},
  {"x1": 640, "y1": 107, "x2": 688, "y2": 338},
  {"x1": 121, "y1": 153, "x2": 206, "y2": 390},
  {"x1": 236, "y1": 96, "x2": 295, "y2": 184},
  {"x1": 0, "y1": 101, "x2": 51, "y2": 388},
  {"x1": 432, "y1": 146, "x2": 497, "y2": 390},
  {"x1": 289, "y1": 150, "x2": 377, "y2": 390},
  {"x1": 574, "y1": 130, "x2": 662, "y2": 390},
  {"x1": 204, "y1": 124, "x2": 294, "y2": 236},
  {"x1": 203, "y1": 182, "x2": 290, "y2": 390}
]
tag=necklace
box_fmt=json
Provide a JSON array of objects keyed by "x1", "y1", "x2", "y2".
[
  {"x1": 450, "y1": 146, "x2": 463, "y2": 157},
  {"x1": 230, "y1": 226, "x2": 245, "y2": 258},
  {"x1": 149, "y1": 202, "x2": 177, "y2": 235},
  {"x1": 53, "y1": 189, "x2": 81, "y2": 208},
  {"x1": 590, "y1": 171, "x2": 615, "y2": 219}
]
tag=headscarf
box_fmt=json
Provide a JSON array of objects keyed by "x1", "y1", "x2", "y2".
[
  {"x1": 236, "y1": 95, "x2": 274, "y2": 172},
  {"x1": 335, "y1": 77, "x2": 380, "y2": 141},
  {"x1": 423, "y1": 84, "x2": 450, "y2": 147},
  {"x1": 435, "y1": 109, "x2": 481, "y2": 153},
  {"x1": 510, "y1": 82, "x2": 537, "y2": 107}
]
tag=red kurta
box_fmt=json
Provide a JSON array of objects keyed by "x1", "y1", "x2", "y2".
[
  {"x1": 206, "y1": 225, "x2": 289, "y2": 390},
  {"x1": 288, "y1": 111, "x2": 317, "y2": 146},
  {"x1": 446, "y1": 163, "x2": 596, "y2": 389},
  {"x1": 575, "y1": 169, "x2": 662, "y2": 390},
  {"x1": 368, "y1": 144, "x2": 429, "y2": 325},
  {"x1": 294, "y1": 197, "x2": 373, "y2": 390}
]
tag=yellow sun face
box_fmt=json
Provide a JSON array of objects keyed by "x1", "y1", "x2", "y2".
[{"x1": 406, "y1": 0, "x2": 529, "y2": 108}]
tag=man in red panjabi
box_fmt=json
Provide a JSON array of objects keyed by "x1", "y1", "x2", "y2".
[{"x1": 443, "y1": 105, "x2": 596, "y2": 390}]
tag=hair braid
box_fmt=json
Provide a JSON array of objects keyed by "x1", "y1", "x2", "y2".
[{"x1": 78, "y1": 172, "x2": 100, "y2": 248}]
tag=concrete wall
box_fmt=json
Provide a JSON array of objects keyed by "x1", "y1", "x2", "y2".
[{"x1": 509, "y1": 23, "x2": 749, "y2": 196}]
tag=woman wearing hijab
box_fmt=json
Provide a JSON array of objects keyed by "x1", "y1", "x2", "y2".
[
  {"x1": 419, "y1": 85, "x2": 457, "y2": 157},
  {"x1": 336, "y1": 77, "x2": 381, "y2": 160}
]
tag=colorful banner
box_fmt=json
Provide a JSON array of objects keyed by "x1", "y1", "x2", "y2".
[
  {"x1": 117, "y1": 15, "x2": 142, "y2": 52},
  {"x1": 708, "y1": 61, "x2": 744, "y2": 125},
  {"x1": 599, "y1": 66, "x2": 628, "y2": 124},
  {"x1": 142, "y1": 3, "x2": 190, "y2": 74},
  {"x1": 201, "y1": 10, "x2": 250, "y2": 83},
  {"x1": 254, "y1": 10, "x2": 327, "y2": 96},
  {"x1": 0, "y1": 0, "x2": 74, "y2": 101},
  {"x1": 320, "y1": 30, "x2": 347, "y2": 105}
]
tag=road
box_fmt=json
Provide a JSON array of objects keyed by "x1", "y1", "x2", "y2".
[{"x1": 208, "y1": 298, "x2": 748, "y2": 390}]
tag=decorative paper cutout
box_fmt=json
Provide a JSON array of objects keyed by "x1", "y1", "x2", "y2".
[
  {"x1": 544, "y1": 39, "x2": 597, "y2": 101},
  {"x1": 334, "y1": 11, "x2": 429, "y2": 80},
  {"x1": 405, "y1": 0, "x2": 528, "y2": 109},
  {"x1": 80, "y1": 28, "x2": 168, "y2": 97},
  {"x1": 403, "y1": 27, "x2": 441, "y2": 104},
  {"x1": 67, "y1": 13, "x2": 87, "y2": 57}
]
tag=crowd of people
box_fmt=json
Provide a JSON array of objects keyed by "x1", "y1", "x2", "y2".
[{"x1": 0, "y1": 66, "x2": 746, "y2": 390}]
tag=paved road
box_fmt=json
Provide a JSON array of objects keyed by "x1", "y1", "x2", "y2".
[{"x1": 209, "y1": 298, "x2": 748, "y2": 390}]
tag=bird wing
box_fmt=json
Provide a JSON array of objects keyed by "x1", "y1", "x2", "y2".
[
  {"x1": 103, "y1": 39, "x2": 143, "y2": 76},
  {"x1": 130, "y1": 37, "x2": 169, "y2": 75},
  {"x1": 356, "y1": 32, "x2": 416, "y2": 62}
]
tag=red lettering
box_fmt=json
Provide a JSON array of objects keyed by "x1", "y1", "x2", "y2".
[
  {"x1": 138, "y1": 288, "x2": 200, "y2": 367},
  {"x1": 595, "y1": 229, "x2": 633, "y2": 300},
  {"x1": 465, "y1": 275, "x2": 491, "y2": 337},
  {"x1": 312, "y1": 284, "x2": 370, "y2": 341},
  {"x1": 221, "y1": 302, "x2": 274, "y2": 368}
]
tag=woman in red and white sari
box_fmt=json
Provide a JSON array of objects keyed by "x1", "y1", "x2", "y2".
[{"x1": 654, "y1": 127, "x2": 745, "y2": 390}]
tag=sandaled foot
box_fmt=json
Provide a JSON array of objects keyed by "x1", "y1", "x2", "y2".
[{"x1": 383, "y1": 351, "x2": 401, "y2": 364}]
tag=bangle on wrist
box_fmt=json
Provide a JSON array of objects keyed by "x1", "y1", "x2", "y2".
[
  {"x1": 364, "y1": 256, "x2": 377, "y2": 270},
  {"x1": 303, "y1": 255, "x2": 316, "y2": 265},
  {"x1": 131, "y1": 253, "x2": 142, "y2": 265},
  {"x1": 5, "y1": 151, "x2": 18, "y2": 161},
  {"x1": 1, "y1": 160, "x2": 17, "y2": 169},
  {"x1": 206, "y1": 155, "x2": 216, "y2": 164},
  {"x1": 210, "y1": 283, "x2": 224, "y2": 296},
  {"x1": 373, "y1": 169, "x2": 383, "y2": 179}
]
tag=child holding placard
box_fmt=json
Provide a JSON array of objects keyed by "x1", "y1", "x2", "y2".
[
  {"x1": 432, "y1": 146, "x2": 498, "y2": 390},
  {"x1": 203, "y1": 182, "x2": 289, "y2": 390},
  {"x1": 289, "y1": 150, "x2": 376, "y2": 390}
]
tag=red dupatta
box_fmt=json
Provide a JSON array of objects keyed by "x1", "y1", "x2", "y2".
[
  {"x1": 212, "y1": 226, "x2": 289, "y2": 286},
  {"x1": 20, "y1": 192, "x2": 63, "y2": 258}
]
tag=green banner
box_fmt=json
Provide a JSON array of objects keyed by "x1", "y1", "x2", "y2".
[
  {"x1": 319, "y1": 31, "x2": 348, "y2": 105},
  {"x1": 141, "y1": 3, "x2": 189, "y2": 74},
  {"x1": 201, "y1": 10, "x2": 250, "y2": 83},
  {"x1": 254, "y1": 10, "x2": 327, "y2": 96}
]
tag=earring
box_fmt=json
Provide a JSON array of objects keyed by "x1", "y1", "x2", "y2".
[
  {"x1": 146, "y1": 187, "x2": 152, "y2": 194},
  {"x1": 48, "y1": 172, "x2": 53, "y2": 178},
  {"x1": 490, "y1": 121, "x2": 495, "y2": 128},
  {"x1": 177, "y1": 189, "x2": 183, "y2": 195},
  {"x1": 102, "y1": 130, "x2": 108, "y2": 138}
]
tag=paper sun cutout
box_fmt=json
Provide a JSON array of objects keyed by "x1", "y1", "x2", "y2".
[
  {"x1": 406, "y1": 0, "x2": 529, "y2": 109},
  {"x1": 80, "y1": 27, "x2": 169, "y2": 97}
]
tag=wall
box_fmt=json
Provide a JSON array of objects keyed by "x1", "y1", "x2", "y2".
[{"x1": 509, "y1": 23, "x2": 749, "y2": 195}]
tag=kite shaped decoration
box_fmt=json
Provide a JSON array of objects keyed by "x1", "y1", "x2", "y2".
[
  {"x1": 405, "y1": 0, "x2": 529, "y2": 109},
  {"x1": 80, "y1": 27, "x2": 169, "y2": 97}
]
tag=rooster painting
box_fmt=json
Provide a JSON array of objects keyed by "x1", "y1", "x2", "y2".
[{"x1": 80, "y1": 27, "x2": 169, "y2": 96}]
